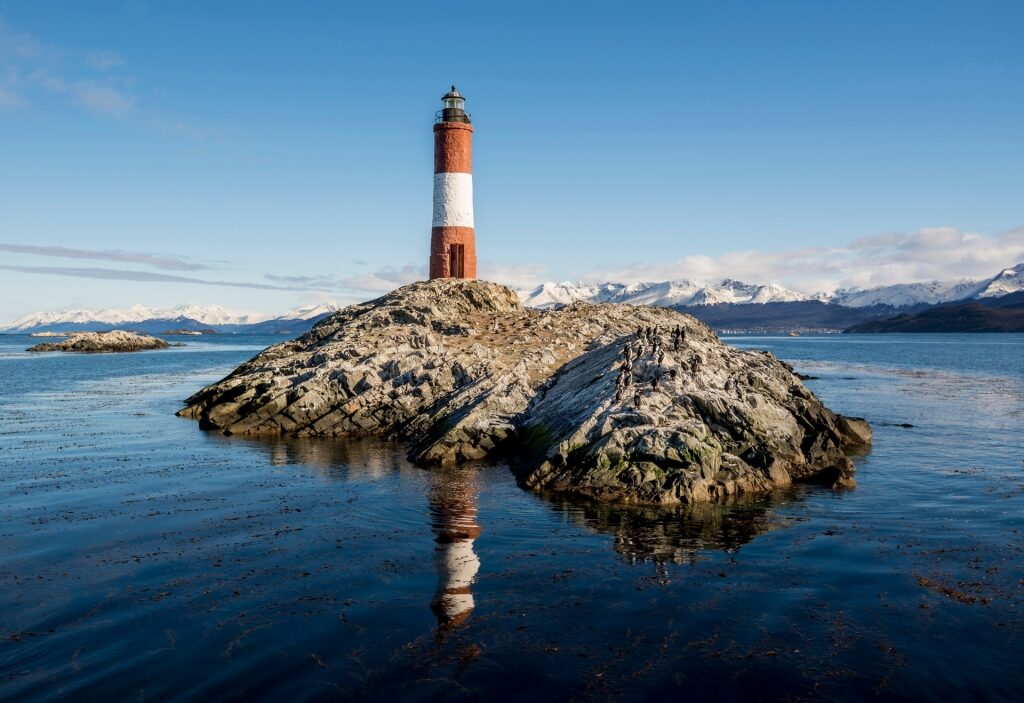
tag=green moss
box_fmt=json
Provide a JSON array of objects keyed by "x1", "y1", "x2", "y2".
[
  {"x1": 678, "y1": 446, "x2": 704, "y2": 465},
  {"x1": 520, "y1": 424, "x2": 555, "y2": 455},
  {"x1": 564, "y1": 442, "x2": 591, "y2": 466}
]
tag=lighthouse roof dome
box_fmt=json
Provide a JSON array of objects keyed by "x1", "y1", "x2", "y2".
[{"x1": 442, "y1": 85, "x2": 464, "y2": 100}]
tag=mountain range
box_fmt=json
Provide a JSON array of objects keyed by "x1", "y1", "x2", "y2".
[
  {"x1": 1, "y1": 302, "x2": 341, "y2": 335},
  {"x1": 520, "y1": 263, "x2": 1024, "y2": 332},
  {"x1": 521, "y1": 263, "x2": 1024, "y2": 310},
  {"x1": 844, "y1": 290, "x2": 1024, "y2": 333},
  {"x1": 2, "y1": 264, "x2": 1022, "y2": 335}
]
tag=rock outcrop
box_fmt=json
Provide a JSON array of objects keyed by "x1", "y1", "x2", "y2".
[
  {"x1": 27, "y1": 330, "x2": 170, "y2": 353},
  {"x1": 178, "y1": 280, "x2": 871, "y2": 504}
]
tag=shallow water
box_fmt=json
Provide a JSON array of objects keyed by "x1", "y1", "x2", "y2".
[{"x1": 1, "y1": 333, "x2": 1022, "y2": 701}]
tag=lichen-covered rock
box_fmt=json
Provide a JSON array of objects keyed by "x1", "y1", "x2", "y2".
[
  {"x1": 27, "y1": 330, "x2": 170, "y2": 353},
  {"x1": 178, "y1": 279, "x2": 870, "y2": 504}
]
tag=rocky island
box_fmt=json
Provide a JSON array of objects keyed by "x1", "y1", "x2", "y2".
[
  {"x1": 178, "y1": 280, "x2": 870, "y2": 504},
  {"x1": 28, "y1": 330, "x2": 170, "y2": 353}
]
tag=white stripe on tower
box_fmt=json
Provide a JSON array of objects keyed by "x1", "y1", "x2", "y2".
[{"x1": 432, "y1": 173, "x2": 474, "y2": 228}]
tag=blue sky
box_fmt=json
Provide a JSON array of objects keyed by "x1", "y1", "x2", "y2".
[{"x1": 1, "y1": 0, "x2": 1022, "y2": 319}]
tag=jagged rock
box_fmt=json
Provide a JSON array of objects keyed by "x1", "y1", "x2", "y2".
[
  {"x1": 836, "y1": 415, "x2": 872, "y2": 447},
  {"x1": 27, "y1": 330, "x2": 170, "y2": 353},
  {"x1": 178, "y1": 279, "x2": 870, "y2": 505}
]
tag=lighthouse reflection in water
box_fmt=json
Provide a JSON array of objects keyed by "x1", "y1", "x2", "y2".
[{"x1": 428, "y1": 466, "x2": 481, "y2": 629}]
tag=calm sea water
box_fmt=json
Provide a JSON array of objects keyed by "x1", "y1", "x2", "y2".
[{"x1": 1, "y1": 333, "x2": 1022, "y2": 701}]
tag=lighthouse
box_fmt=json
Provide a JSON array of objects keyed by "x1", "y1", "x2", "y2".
[{"x1": 429, "y1": 86, "x2": 476, "y2": 279}]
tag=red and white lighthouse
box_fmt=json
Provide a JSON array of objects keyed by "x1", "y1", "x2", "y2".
[{"x1": 429, "y1": 86, "x2": 476, "y2": 280}]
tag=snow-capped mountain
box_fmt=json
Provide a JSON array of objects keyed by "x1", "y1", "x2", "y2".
[
  {"x1": 972, "y1": 263, "x2": 1024, "y2": 299},
  {"x1": 522, "y1": 263, "x2": 1024, "y2": 310},
  {"x1": 689, "y1": 279, "x2": 809, "y2": 305},
  {"x1": 161, "y1": 304, "x2": 268, "y2": 326},
  {"x1": 276, "y1": 302, "x2": 343, "y2": 320},
  {"x1": 3, "y1": 304, "x2": 152, "y2": 330},
  {"x1": 522, "y1": 279, "x2": 811, "y2": 309},
  {"x1": 827, "y1": 264, "x2": 1024, "y2": 307},
  {"x1": 521, "y1": 282, "x2": 605, "y2": 308},
  {"x1": 1, "y1": 303, "x2": 269, "y2": 332},
  {"x1": 826, "y1": 279, "x2": 985, "y2": 308},
  {"x1": 0, "y1": 301, "x2": 343, "y2": 333}
]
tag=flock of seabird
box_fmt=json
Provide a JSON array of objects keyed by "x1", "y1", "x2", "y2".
[{"x1": 614, "y1": 325, "x2": 699, "y2": 408}]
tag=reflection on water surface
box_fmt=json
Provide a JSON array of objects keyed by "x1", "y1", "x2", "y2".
[
  {"x1": 428, "y1": 466, "x2": 482, "y2": 630},
  {"x1": 546, "y1": 489, "x2": 804, "y2": 564},
  {"x1": 220, "y1": 433, "x2": 796, "y2": 625}
]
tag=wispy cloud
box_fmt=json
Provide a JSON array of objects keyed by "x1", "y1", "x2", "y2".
[
  {"x1": 5, "y1": 247, "x2": 426, "y2": 296},
  {"x1": 0, "y1": 264, "x2": 318, "y2": 292},
  {"x1": 72, "y1": 81, "x2": 135, "y2": 118},
  {"x1": 264, "y1": 273, "x2": 339, "y2": 287},
  {"x1": 0, "y1": 19, "x2": 42, "y2": 60},
  {"x1": 339, "y1": 265, "x2": 424, "y2": 293},
  {"x1": 0, "y1": 18, "x2": 135, "y2": 120},
  {"x1": 5, "y1": 227, "x2": 1019, "y2": 305},
  {"x1": 0, "y1": 243, "x2": 210, "y2": 271},
  {"x1": 0, "y1": 82, "x2": 23, "y2": 110},
  {"x1": 84, "y1": 49, "x2": 124, "y2": 71}
]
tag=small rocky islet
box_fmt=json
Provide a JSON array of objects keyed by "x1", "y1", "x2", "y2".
[
  {"x1": 27, "y1": 330, "x2": 170, "y2": 353},
  {"x1": 178, "y1": 279, "x2": 871, "y2": 505}
]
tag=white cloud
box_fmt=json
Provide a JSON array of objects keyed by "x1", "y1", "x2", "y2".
[
  {"x1": 341, "y1": 265, "x2": 424, "y2": 293},
  {"x1": 338, "y1": 262, "x2": 552, "y2": 296},
  {"x1": 578, "y1": 226, "x2": 1024, "y2": 294},
  {"x1": 72, "y1": 81, "x2": 134, "y2": 117},
  {"x1": 478, "y1": 262, "x2": 551, "y2": 291},
  {"x1": 284, "y1": 227, "x2": 1024, "y2": 301}
]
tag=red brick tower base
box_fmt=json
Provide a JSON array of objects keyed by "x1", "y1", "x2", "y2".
[{"x1": 430, "y1": 226, "x2": 477, "y2": 280}]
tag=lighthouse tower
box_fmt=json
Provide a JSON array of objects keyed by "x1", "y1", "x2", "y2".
[{"x1": 429, "y1": 86, "x2": 476, "y2": 279}]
